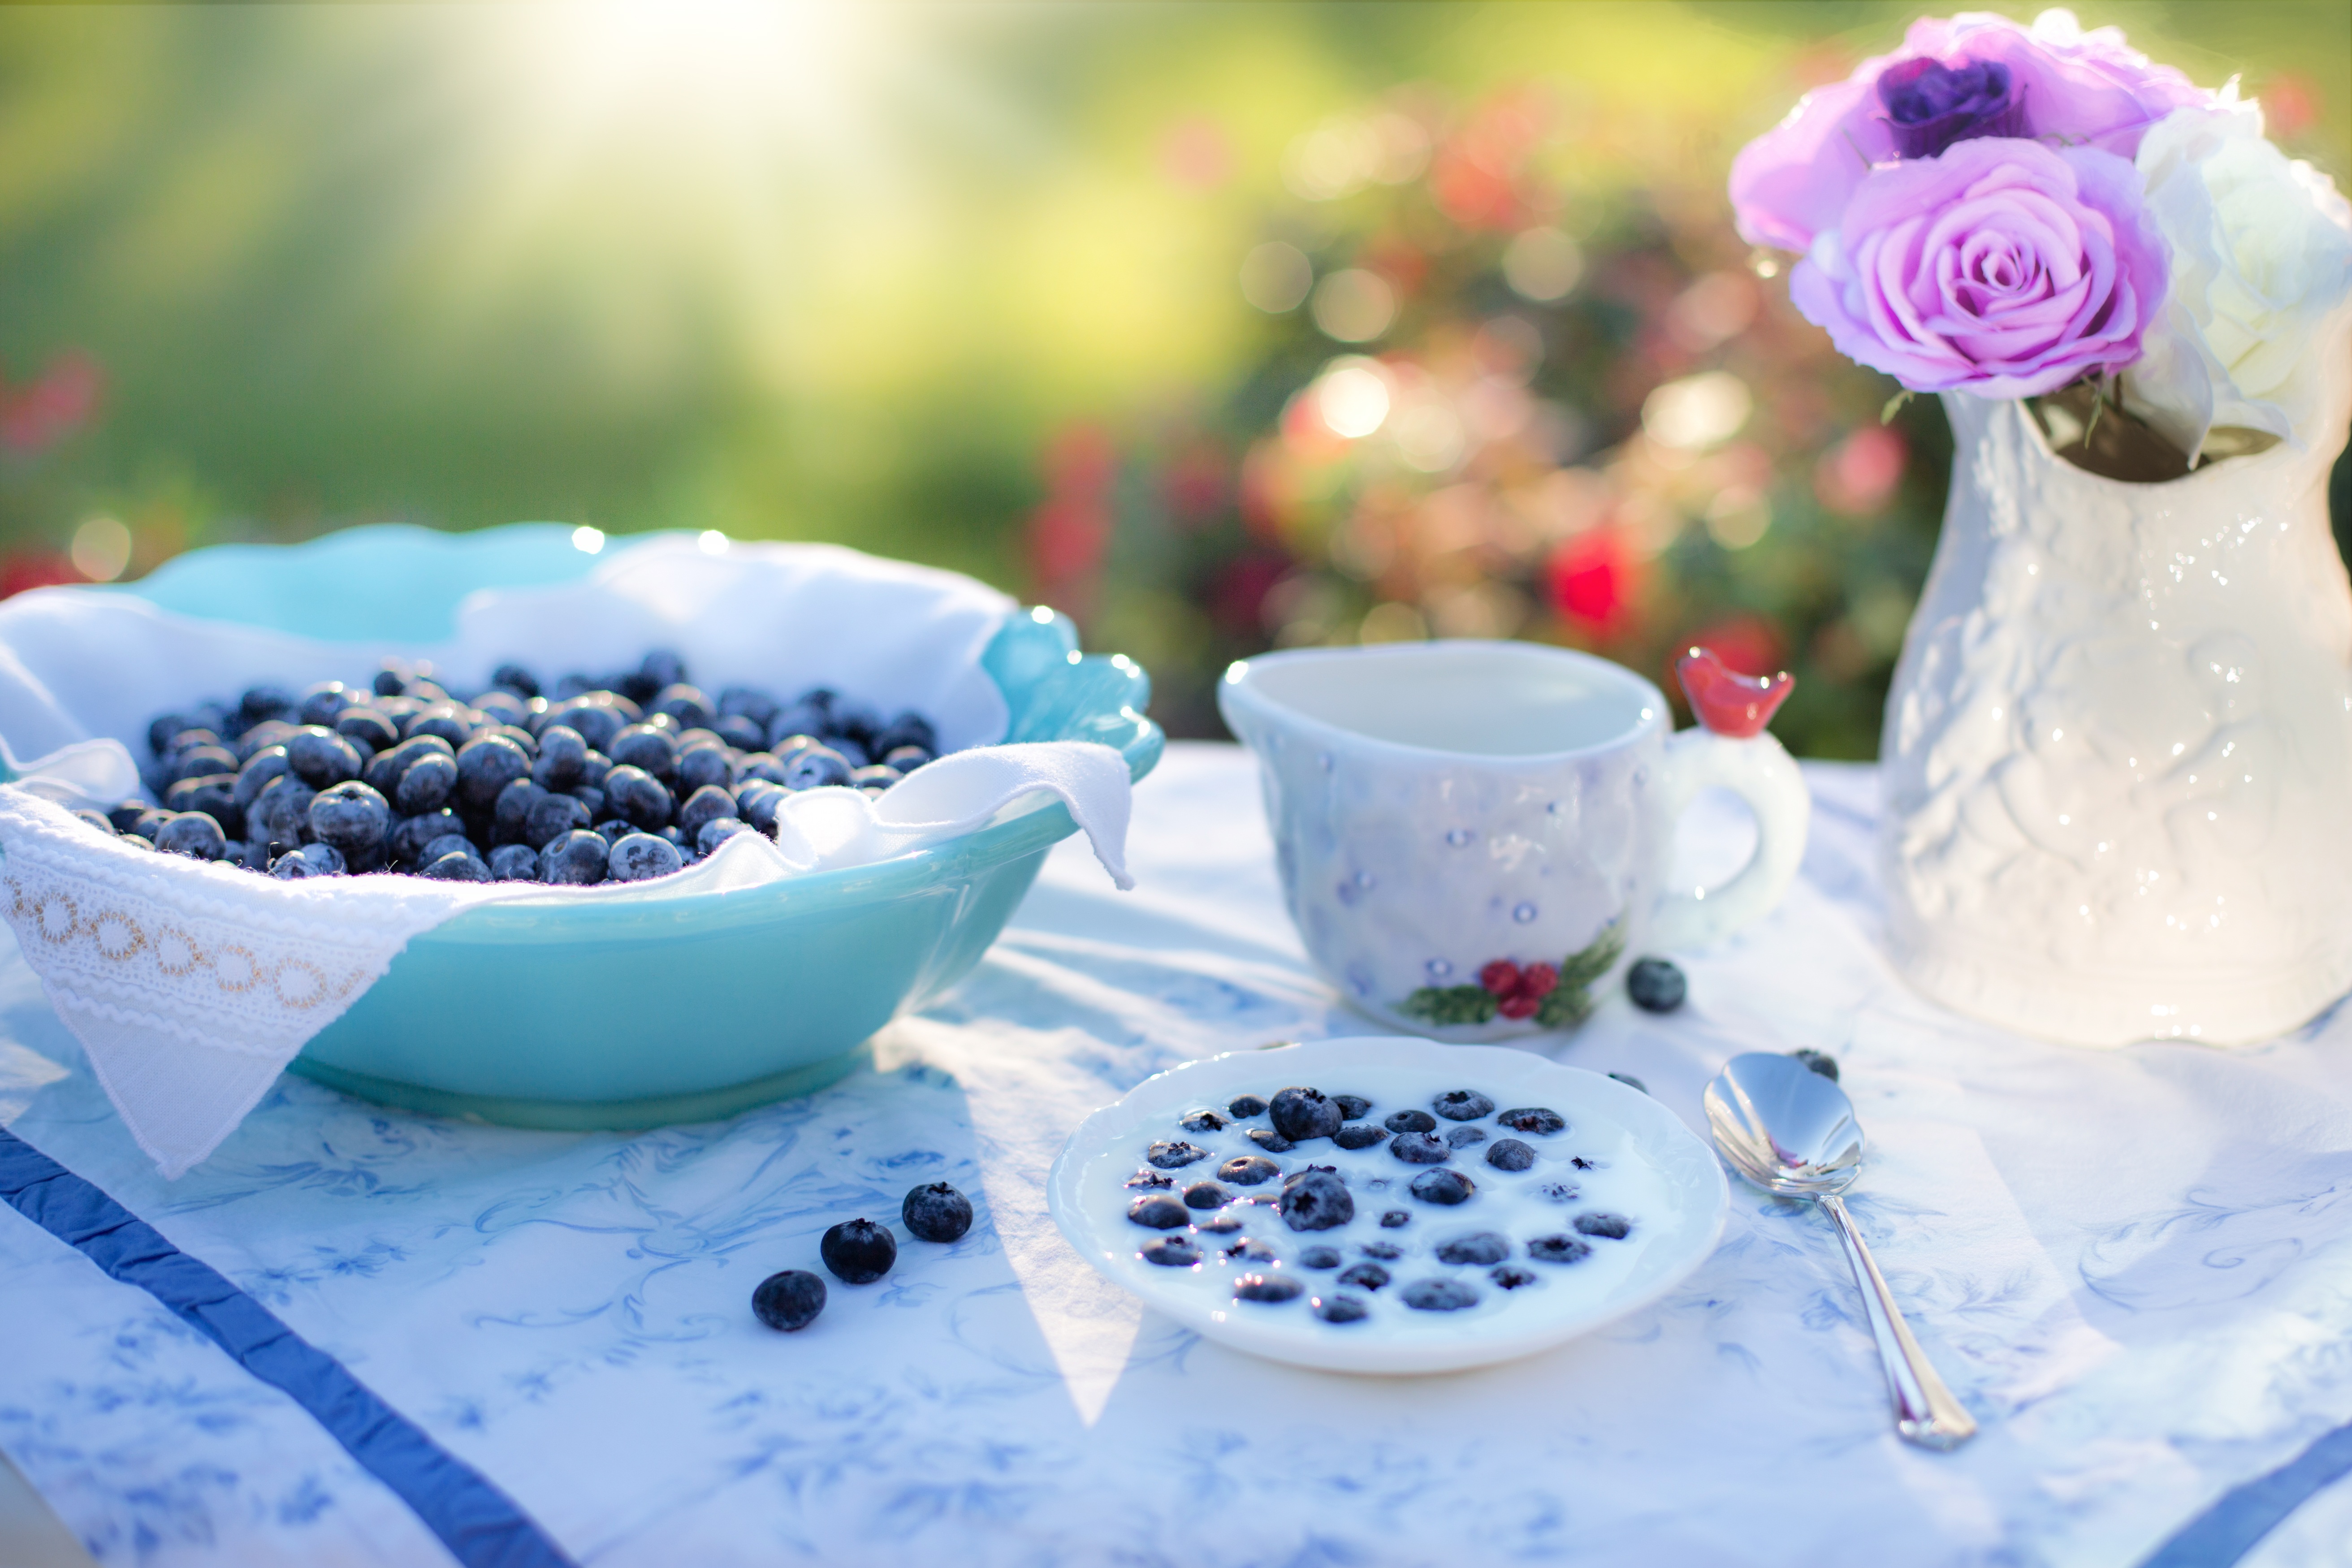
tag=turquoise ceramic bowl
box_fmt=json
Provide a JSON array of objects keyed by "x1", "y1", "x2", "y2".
[{"x1": 106, "y1": 524, "x2": 1162, "y2": 1127}]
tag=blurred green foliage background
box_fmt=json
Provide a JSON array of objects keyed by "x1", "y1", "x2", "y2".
[{"x1": 0, "y1": 1, "x2": 2344, "y2": 753}]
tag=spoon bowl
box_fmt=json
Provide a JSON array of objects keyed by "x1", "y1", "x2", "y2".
[{"x1": 1703, "y1": 1050, "x2": 1863, "y2": 1198}]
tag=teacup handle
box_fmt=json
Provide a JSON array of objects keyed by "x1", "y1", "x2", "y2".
[{"x1": 1648, "y1": 728, "x2": 1809, "y2": 951}]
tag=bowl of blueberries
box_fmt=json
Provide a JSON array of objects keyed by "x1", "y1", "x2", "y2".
[{"x1": 19, "y1": 524, "x2": 1159, "y2": 1127}]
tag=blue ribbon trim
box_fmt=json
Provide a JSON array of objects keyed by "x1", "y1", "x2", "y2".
[
  {"x1": 2140, "y1": 1421, "x2": 2352, "y2": 1568},
  {"x1": 0, "y1": 1127, "x2": 575, "y2": 1568}
]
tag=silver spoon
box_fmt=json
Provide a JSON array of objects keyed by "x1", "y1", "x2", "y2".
[{"x1": 1703, "y1": 1051, "x2": 1977, "y2": 1450}]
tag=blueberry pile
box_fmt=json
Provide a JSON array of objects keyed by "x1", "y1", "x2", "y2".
[
  {"x1": 84, "y1": 651, "x2": 948, "y2": 886},
  {"x1": 1123, "y1": 1083, "x2": 1637, "y2": 1325},
  {"x1": 751, "y1": 1180, "x2": 975, "y2": 1334}
]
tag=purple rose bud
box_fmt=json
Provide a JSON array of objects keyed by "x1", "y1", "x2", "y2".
[
  {"x1": 1788, "y1": 137, "x2": 2167, "y2": 400},
  {"x1": 1876, "y1": 57, "x2": 2025, "y2": 159}
]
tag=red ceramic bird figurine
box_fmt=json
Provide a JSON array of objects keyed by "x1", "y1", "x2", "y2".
[{"x1": 1676, "y1": 646, "x2": 1794, "y2": 739}]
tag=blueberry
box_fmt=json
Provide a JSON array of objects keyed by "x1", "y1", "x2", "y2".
[
  {"x1": 1390, "y1": 1132, "x2": 1448, "y2": 1165},
  {"x1": 307, "y1": 781, "x2": 391, "y2": 856},
  {"x1": 607, "y1": 832, "x2": 683, "y2": 882},
  {"x1": 388, "y1": 809, "x2": 461, "y2": 865},
  {"x1": 1336, "y1": 1262, "x2": 1390, "y2": 1291},
  {"x1": 901, "y1": 1182, "x2": 973, "y2": 1243},
  {"x1": 488, "y1": 843, "x2": 540, "y2": 881},
  {"x1": 1332, "y1": 1123, "x2": 1385, "y2": 1150},
  {"x1": 1379, "y1": 1210, "x2": 1410, "y2": 1229},
  {"x1": 335, "y1": 708, "x2": 399, "y2": 755},
  {"x1": 247, "y1": 776, "x2": 316, "y2": 847},
  {"x1": 676, "y1": 746, "x2": 734, "y2": 796},
  {"x1": 1445, "y1": 1126, "x2": 1487, "y2": 1150},
  {"x1": 403, "y1": 704, "x2": 476, "y2": 750},
  {"x1": 271, "y1": 842, "x2": 345, "y2": 878},
  {"x1": 1177, "y1": 1180, "x2": 1230, "y2": 1211},
  {"x1": 456, "y1": 734, "x2": 532, "y2": 811},
  {"x1": 820, "y1": 1218, "x2": 897, "y2": 1283},
  {"x1": 1246, "y1": 1127, "x2": 1294, "y2": 1154},
  {"x1": 1233, "y1": 1273, "x2": 1302, "y2": 1304},
  {"x1": 484, "y1": 662, "x2": 540, "y2": 698},
  {"x1": 234, "y1": 750, "x2": 294, "y2": 812},
  {"x1": 1401, "y1": 1278, "x2": 1480, "y2": 1311},
  {"x1": 1360, "y1": 1240, "x2": 1403, "y2": 1259},
  {"x1": 147, "y1": 712, "x2": 195, "y2": 756},
  {"x1": 1384, "y1": 1109, "x2": 1437, "y2": 1134},
  {"x1": 423, "y1": 851, "x2": 490, "y2": 881},
  {"x1": 371, "y1": 666, "x2": 406, "y2": 697},
  {"x1": 394, "y1": 751, "x2": 459, "y2": 815},
  {"x1": 1792, "y1": 1049, "x2": 1840, "y2": 1082},
  {"x1": 677, "y1": 784, "x2": 737, "y2": 842},
  {"x1": 570, "y1": 785, "x2": 607, "y2": 822},
  {"x1": 1145, "y1": 1139, "x2": 1208, "y2": 1170},
  {"x1": 882, "y1": 745, "x2": 934, "y2": 773},
  {"x1": 1299, "y1": 1246, "x2": 1341, "y2": 1270},
  {"x1": 104, "y1": 799, "x2": 151, "y2": 832},
  {"x1": 296, "y1": 683, "x2": 353, "y2": 727},
  {"x1": 718, "y1": 685, "x2": 781, "y2": 727},
  {"x1": 1124, "y1": 1168, "x2": 1175, "y2": 1190},
  {"x1": 610, "y1": 723, "x2": 677, "y2": 780},
  {"x1": 363, "y1": 734, "x2": 454, "y2": 799},
  {"x1": 714, "y1": 715, "x2": 768, "y2": 752},
  {"x1": 604, "y1": 765, "x2": 674, "y2": 830},
  {"x1": 525, "y1": 791, "x2": 593, "y2": 849},
  {"x1": 734, "y1": 779, "x2": 787, "y2": 834},
  {"x1": 1278, "y1": 1169, "x2": 1354, "y2": 1232},
  {"x1": 874, "y1": 711, "x2": 937, "y2": 754},
  {"x1": 235, "y1": 721, "x2": 299, "y2": 763},
  {"x1": 1268, "y1": 1086, "x2": 1342, "y2": 1142},
  {"x1": 1313, "y1": 1294, "x2": 1371, "y2": 1323},
  {"x1": 1435, "y1": 1232, "x2": 1510, "y2": 1266},
  {"x1": 1223, "y1": 1238, "x2": 1277, "y2": 1264},
  {"x1": 1608, "y1": 1073, "x2": 1650, "y2": 1095},
  {"x1": 1228, "y1": 1094, "x2": 1268, "y2": 1119},
  {"x1": 1498, "y1": 1107, "x2": 1566, "y2": 1136},
  {"x1": 238, "y1": 685, "x2": 298, "y2": 726},
  {"x1": 783, "y1": 746, "x2": 853, "y2": 791},
  {"x1": 1198, "y1": 1213, "x2": 1243, "y2": 1234},
  {"x1": 1126, "y1": 1193, "x2": 1190, "y2": 1230},
  {"x1": 1217, "y1": 1155, "x2": 1280, "y2": 1186},
  {"x1": 1409, "y1": 1169, "x2": 1475, "y2": 1205},
  {"x1": 537, "y1": 829, "x2": 609, "y2": 884},
  {"x1": 531, "y1": 725, "x2": 589, "y2": 789},
  {"x1": 1526, "y1": 1234, "x2": 1594, "y2": 1265},
  {"x1": 72, "y1": 808, "x2": 114, "y2": 836},
  {"x1": 1486, "y1": 1138, "x2": 1536, "y2": 1172},
  {"x1": 1434, "y1": 1090, "x2": 1494, "y2": 1121},
  {"x1": 1627, "y1": 956, "x2": 1686, "y2": 1012},
  {"x1": 1492, "y1": 1265, "x2": 1539, "y2": 1290},
  {"x1": 545, "y1": 699, "x2": 627, "y2": 753},
  {"x1": 1332, "y1": 1094, "x2": 1372, "y2": 1119},
  {"x1": 420, "y1": 831, "x2": 477, "y2": 864},
  {"x1": 167, "y1": 775, "x2": 241, "y2": 834},
  {"x1": 639, "y1": 649, "x2": 688, "y2": 693},
  {"x1": 1573, "y1": 1212, "x2": 1631, "y2": 1240},
  {"x1": 1140, "y1": 1237, "x2": 1200, "y2": 1266},
  {"x1": 1179, "y1": 1109, "x2": 1227, "y2": 1134},
  {"x1": 155, "y1": 812, "x2": 227, "y2": 860}
]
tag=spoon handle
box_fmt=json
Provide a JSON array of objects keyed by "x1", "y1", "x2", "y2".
[{"x1": 1820, "y1": 1192, "x2": 1977, "y2": 1450}]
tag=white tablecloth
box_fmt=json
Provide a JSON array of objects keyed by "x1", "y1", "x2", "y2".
[{"x1": 4, "y1": 745, "x2": 2351, "y2": 1568}]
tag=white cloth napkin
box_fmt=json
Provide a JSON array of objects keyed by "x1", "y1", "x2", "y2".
[{"x1": 0, "y1": 538, "x2": 1135, "y2": 1177}]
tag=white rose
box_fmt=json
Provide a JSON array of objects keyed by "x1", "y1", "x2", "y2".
[{"x1": 2120, "y1": 91, "x2": 2352, "y2": 464}]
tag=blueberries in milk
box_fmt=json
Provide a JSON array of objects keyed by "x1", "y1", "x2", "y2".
[
  {"x1": 1313, "y1": 1294, "x2": 1371, "y2": 1324},
  {"x1": 1384, "y1": 1108, "x2": 1437, "y2": 1134},
  {"x1": 1277, "y1": 1169, "x2": 1354, "y2": 1231},
  {"x1": 1140, "y1": 1237, "x2": 1201, "y2": 1267},
  {"x1": 1497, "y1": 1107, "x2": 1566, "y2": 1136},
  {"x1": 1401, "y1": 1278, "x2": 1480, "y2": 1312},
  {"x1": 1359, "y1": 1240, "x2": 1404, "y2": 1260},
  {"x1": 1435, "y1": 1233, "x2": 1511, "y2": 1266},
  {"x1": 1219, "y1": 1155, "x2": 1280, "y2": 1186},
  {"x1": 1233, "y1": 1273, "x2": 1303, "y2": 1304},
  {"x1": 1227, "y1": 1094, "x2": 1269, "y2": 1119},
  {"x1": 819, "y1": 1218, "x2": 898, "y2": 1284},
  {"x1": 1409, "y1": 1168, "x2": 1475, "y2": 1205},
  {"x1": 1332, "y1": 1094, "x2": 1373, "y2": 1120},
  {"x1": 901, "y1": 1182, "x2": 974, "y2": 1244},
  {"x1": 1299, "y1": 1246, "x2": 1342, "y2": 1270},
  {"x1": 1526, "y1": 1234, "x2": 1595, "y2": 1265},
  {"x1": 1268, "y1": 1086, "x2": 1342, "y2": 1142},
  {"x1": 1126, "y1": 1168, "x2": 1176, "y2": 1190},
  {"x1": 1146, "y1": 1140, "x2": 1208, "y2": 1170},
  {"x1": 1336, "y1": 1262, "x2": 1391, "y2": 1291},
  {"x1": 1444, "y1": 1126, "x2": 1487, "y2": 1150},
  {"x1": 1223, "y1": 1239, "x2": 1276, "y2": 1264},
  {"x1": 1574, "y1": 1212, "x2": 1632, "y2": 1240},
  {"x1": 1379, "y1": 1210, "x2": 1410, "y2": 1229},
  {"x1": 1486, "y1": 1138, "x2": 1537, "y2": 1172},
  {"x1": 1127, "y1": 1194, "x2": 1191, "y2": 1230},
  {"x1": 752, "y1": 1270, "x2": 827, "y2": 1332},
  {"x1": 1433, "y1": 1090, "x2": 1495, "y2": 1121},
  {"x1": 1390, "y1": 1131, "x2": 1449, "y2": 1165},
  {"x1": 1490, "y1": 1266, "x2": 1539, "y2": 1290},
  {"x1": 104, "y1": 656, "x2": 952, "y2": 885},
  {"x1": 1180, "y1": 1109, "x2": 1228, "y2": 1134},
  {"x1": 1181, "y1": 1181, "x2": 1231, "y2": 1211},
  {"x1": 1332, "y1": 1124, "x2": 1385, "y2": 1151},
  {"x1": 1245, "y1": 1127, "x2": 1295, "y2": 1154}
]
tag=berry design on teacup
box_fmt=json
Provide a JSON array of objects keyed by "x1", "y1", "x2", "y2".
[
  {"x1": 1676, "y1": 646, "x2": 1794, "y2": 739},
  {"x1": 1398, "y1": 918, "x2": 1626, "y2": 1029}
]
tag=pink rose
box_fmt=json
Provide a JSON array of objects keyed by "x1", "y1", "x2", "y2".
[
  {"x1": 1730, "y1": 9, "x2": 2208, "y2": 253},
  {"x1": 1788, "y1": 137, "x2": 2166, "y2": 398}
]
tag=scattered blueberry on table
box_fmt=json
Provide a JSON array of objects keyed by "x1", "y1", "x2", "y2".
[
  {"x1": 820, "y1": 1218, "x2": 899, "y2": 1284},
  {"x1": 105, "y1": 650, "x2": 949, "y2": 886},
  {"x1": 752, "y1": 1270, "x2": 828, "y2": 1333},
  {"x1": 901, "y1": 1182, "x2": 974, "y2": 1244},
  {"x1": 1626, "y1": 956, "x2": 1687, "y2": 1012}
]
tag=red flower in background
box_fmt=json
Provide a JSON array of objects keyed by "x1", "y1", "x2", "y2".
[
  {"x1": 1545, "y1": 528, "x2": 1637, "y2": 638},
  {"x1": 0, "y1": 350, "x2": 103, "y2": 458},
  {"x1": 1028, "y1": 423, "x2": 1117, "y2": 621},
  {"x1": 0, "y1": 552, "x2": 79, "y2": 598}
]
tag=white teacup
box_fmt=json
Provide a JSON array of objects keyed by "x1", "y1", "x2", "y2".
[{"x1": 1218, "y1": 640, "x2": 1809, "y2": 1038}]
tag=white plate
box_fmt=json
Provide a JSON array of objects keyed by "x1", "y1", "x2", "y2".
[{"x1": 1046, "y1": 1037, "x2": 1728, "y2": 1374}]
